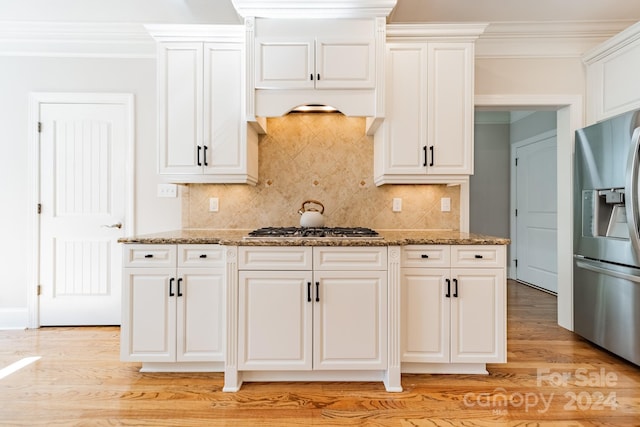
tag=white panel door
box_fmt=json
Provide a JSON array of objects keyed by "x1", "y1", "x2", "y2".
[
  {"x1": 238, "y1": 270, "x2": 313, "y2": 370},
  {"x1": 515, "y1": 136, "x2": 558, "y2": 293},
  {"x1": 176, "y1": 268, "x2": 225, "y2": 362},
  {"x1": 39, "y1": 102, "x2": 128, "y2": 325},
  {"x1": 203, "y1": 43, "x2": 243, "y2": 175},
  {"x1": 313, "y1": 271, "x2": 387, "y2": 370},
  {"x1": 316, "y1": 38, "x2": 375, "y2": 89},
  {"x1": 401, "y1": 268, "x2": 450, "y2": 363},
  {"x1": 158, "y1": 42, "x2": 203, "y2": 174},
  {"x1": 255, "y1": 38, "x2": 314, "y2": 89},
  {"x1": 427, "y1": 43, "x2": 473, "y2": 175},
  {"x1": 450, "y1": 268, "x2": 506, "y2": 363}
]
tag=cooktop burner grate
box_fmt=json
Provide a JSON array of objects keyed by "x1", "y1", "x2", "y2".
[{"x1": 246, "y1": 227, "x2": 381, "y2": 239}]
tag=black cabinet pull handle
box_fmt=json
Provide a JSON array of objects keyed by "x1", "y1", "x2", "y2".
[
  {"x1": 144, "y1": 254, "x2": 153, "y2": 258},
  {"x1": 453, "y1": 278, "x2": 458, "y2": 298},
  {"x1": 315, "y1": 282, "x2": 320, "y2": 302},
  {"x1": 421, "y1": 254, "x2": 429, "y2": 259},
  {"x1": 317, "y1": 73, "x2": 320, "y2": 81},
  {"x1": 169, "y1": 278, "x2": 175, "y2": 297},
  {"x1": 177, "y1": 278, "x2": 183, "y2": 297},
  {"x1": 197, "y1": 145, "x2": 202, "y2": 166},
  {"x1": 475, "y1": 254, "x2": 483, "y2": 259},
  {"x1": 422, "y1": 146, "x2": 428, "y2": 167},
  {"x1": 307, "y1": 282, "x2": 311, "y2": 302},
  {"x1": 203, "y1": 145, "x2": 208, "y2": 166},
  {"x1": 310, "y1": 73, "x2": 313, "y2": 81},
  {"x1": 199, "y1": 254, "x2": 207, "y2": 258},
  {"x1": 429, "y1": 146, "x2": 434, "y2": 167},
  {"x1": 445, "y1": 278, "x2": 451, "y2": 298}
]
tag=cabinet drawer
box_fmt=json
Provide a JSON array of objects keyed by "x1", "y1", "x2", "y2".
[
  {"x1": 178, "y1": 244, "x2": 225, "y2": 268},
  {"x1": 313, "y1": 247, "x2": 387, "y2": 270},
  {"x1": 451, "y1": 245, "x2": 505, "y2": 268},
  {"x1": 402, "y1": 245, "x2": 450, "y2": 268},
  {"x1": 239, "y1": 246, "x2": 312, "y2": 270},
  {"x1": 123, "y1": 244, "x2": 176, "y2": 268}
]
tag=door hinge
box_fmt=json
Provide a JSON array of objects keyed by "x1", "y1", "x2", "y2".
[
  {"x1": 37, "y1": 285, "x2": 42, "y2": 295},
  {"x1": 37, "y1": 203, "x2": 42, "y2": 214},
  {"x1": 38, "y1": 122, "x2": 42, "y2": 133}
]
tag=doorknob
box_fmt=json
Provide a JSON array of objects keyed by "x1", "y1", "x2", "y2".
[{"x1": 102, "y1": 223, "x2": 122, "y2": 229}]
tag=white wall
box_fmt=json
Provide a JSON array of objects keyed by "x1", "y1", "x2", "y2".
[{"x1": 0, "y1": 55, "x2": 182, "y2": 327}]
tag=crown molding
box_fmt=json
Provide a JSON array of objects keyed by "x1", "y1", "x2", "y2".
[
  {"x1": 230, "y1": 0, "x2": 397, "y2": 18},
  {"x1": 386, "y1": 23, "x2": 488, "y2": 41},
  {"x1": 0, "y1": 22, "x2": 155, "y2": 58},
  {"x1": 145, "y1": 24, "x2": 244, "y2": 43},
  {"x1": 476, "y1": 20, "x2": 636, "y2": 58},
  {"x1": 582, "y1": 20, "x2": 640, "y2": 64}
]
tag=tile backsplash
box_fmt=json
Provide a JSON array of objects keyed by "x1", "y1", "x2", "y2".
[{"x1": 182, "y1": 113, "x2": 460, "y2": 230}]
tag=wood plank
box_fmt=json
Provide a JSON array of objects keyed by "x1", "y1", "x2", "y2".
[{"x1": 1, "y1": 281, "x2": 639, "y2": 425}]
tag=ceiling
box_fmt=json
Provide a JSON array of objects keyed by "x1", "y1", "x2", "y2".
[
  {"x1": 0, "y1": 0, "x2": 638, "y2": 25},
  {"x1": 389, "y1": 0, "x2": 640, "y2": 23}
]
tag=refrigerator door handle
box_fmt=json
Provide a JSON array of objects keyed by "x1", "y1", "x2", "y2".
[
  {"x1": 575, "y1": 258, "x2": 640, "y2": 284},
  {"x1": 626, "y1": 126, "x2": 640, "y2": 257}
]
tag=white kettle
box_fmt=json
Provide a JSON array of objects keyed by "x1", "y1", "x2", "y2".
[{"x1": 298, "y1": 200, "x2": 325, "y2": 227}]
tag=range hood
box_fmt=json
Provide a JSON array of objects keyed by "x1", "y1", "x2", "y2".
[{"x1": 232, "y1": 0, "x2": 398, "y2": 134}]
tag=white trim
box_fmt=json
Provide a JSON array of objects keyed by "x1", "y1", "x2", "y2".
[
  {"x1": 583, "y1": 21, "x2": 640, "y2": 64},
  {"x1": 0, "y1": 22, "x2": 155, "y2": 58},
  {"x1": 145, "y1": 24, "x2": 244, "y2": 43},
  {"x1": 475, "y1": 94, "x2": 583, "y2": 332},
  {"x1": 27, "y1": 92, "x2": 135, "y2": 328},
  {"x1": 476, "y1": 20, "x2": 635, "y2": 59},
  {"x1": 386, "y1": 23, "x2": 488, "y2": 41},
  {"x1": 509, "y1": 129, "x2": 558, "y2": 282},
  {"x1": 231, "y1": 0, "x2": 398, "y2": 18}
]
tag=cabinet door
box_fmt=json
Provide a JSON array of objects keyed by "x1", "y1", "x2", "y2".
[
  {"x1": 238, "y1": 270, "x2": 313, "y2": 370},
  {"x1": 158, "y1": 42, "x2": 204, "y2": 174},
  {"x1": 377, "y1": 43, "x2": 429, "y2": 177},
  {"x1": 121, "y1": 268, "x2": 176, "y2": 362},
  {"x1": 176, "y1": 268, "x2": 225, "y2": 362},
  {"x1": 427, "y1": 43, "x2": 473, "y2": 175},
  {"x1": 316, "y1": 38, "x2": 375, "y2": 89},
  {"x1": 203, "y1": 43, "x2": 245, "y2": 175},
  {"x1": 401, "y1": 268, "x2": 450, "y2": 363},
  {"x1": 450, "y1": 268, "x2": 506, "y2": 363},
  {"x1": 313, "y1": 271, "x2": 387, "y2": 370},
  {"x1": 255, "y1": 38, "x2": 315, "y2": 89}
]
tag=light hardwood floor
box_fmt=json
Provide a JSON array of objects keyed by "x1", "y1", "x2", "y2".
[{"x1": 1, "y1": 281, "x2": 639, "y2": 426}]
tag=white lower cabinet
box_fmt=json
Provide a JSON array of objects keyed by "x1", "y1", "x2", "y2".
[
  {"x1": 401, "y1": 245, "x2": 506, "y2": 372},
  {"x1": 121, "y1": 244, "x2": 225, "y2": 367},
  {"x1": 237, "y1": 246, "x2": 387, "y2": 372}
]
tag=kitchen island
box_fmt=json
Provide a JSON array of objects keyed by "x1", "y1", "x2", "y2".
[{"x1": 119, "y1": 229, "x2": 509, "y2": 392}]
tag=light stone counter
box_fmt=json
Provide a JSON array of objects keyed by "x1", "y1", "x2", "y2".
[{"x1": 118, "y1": 229, "x2": 510, "y2": 246}]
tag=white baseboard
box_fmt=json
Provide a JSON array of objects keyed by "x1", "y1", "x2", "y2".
[{"x1": 0, "y1": 308, "x2": 29, "y2": 330}]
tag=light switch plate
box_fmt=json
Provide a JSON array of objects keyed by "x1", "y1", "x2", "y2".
[
  {"x1": 441, "y1": 197, "x2": 451, "y2": 212},
  {"x1": 392, "y1": 198, "x2": 402, "y2": 212},
  {"x1": 209, "y1": 197, "x2": 219, "y2": 212},
  {"x1": 157, "y1": 183, "x2": 177, "y2": 198}
]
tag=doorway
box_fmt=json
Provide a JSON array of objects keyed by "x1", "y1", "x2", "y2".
[
  {"x1": 472, "y1": 95, "x2": 582, "y2": 331},
  {"x1": 29, "y1": 93, "x2": 134, "y2": 326}
]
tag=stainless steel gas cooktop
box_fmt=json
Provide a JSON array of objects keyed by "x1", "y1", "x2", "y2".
[{"x1": 245, "y1": 227, "x2": 381, "y2": 239}]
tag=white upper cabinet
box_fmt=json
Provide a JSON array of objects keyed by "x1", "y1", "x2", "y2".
[
  {"x1": 148, "y1": 25, "x2": 259, "y2": 185},
  {"x1": 584, "y1": 22, "x2": 640, "y2": 124},
  {"x1": 255, "y1": 36, "x2": 375, "y2": 89},
  {"x1": 374, "y1": 25, "x2": 485, "y2": 185},
  {"x1": 248, "y1": 17, "x2": 384, "y2": 119}
]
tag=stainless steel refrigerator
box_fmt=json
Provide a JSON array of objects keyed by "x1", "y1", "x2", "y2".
[{"x1": 574, "y1": 109, "x2": 640, "y2": 366}]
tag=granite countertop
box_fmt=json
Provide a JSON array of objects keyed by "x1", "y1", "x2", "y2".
[{"x1": 118, "y1": 229, "x2": 510, "y2": 246}]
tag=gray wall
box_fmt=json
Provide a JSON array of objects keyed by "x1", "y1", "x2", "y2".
[{"x1": 470, "y1": 112, "x2": 511, "y2": 237}]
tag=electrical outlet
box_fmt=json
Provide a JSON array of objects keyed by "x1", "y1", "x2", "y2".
[
  {"x1": 392, "y1": 198, "x2": 402, "y2": 212},
  {"x1": 157, "y1": 183, "x2": 177, "y2": 198},
  {"x1": 441, "y1": 197, "x2": 451, "y2": 212},
  {"x1": 209, "y1": 197, "x2": 219, "y2": 212}
]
